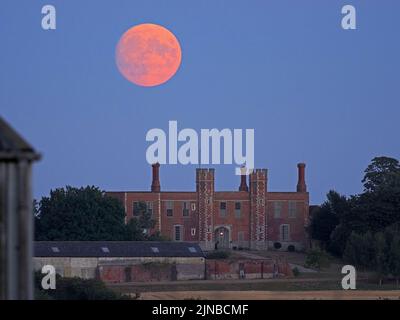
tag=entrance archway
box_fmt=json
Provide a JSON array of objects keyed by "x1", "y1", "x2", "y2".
[{"x1": 215, "y1": 227, "x2": 230, "y2": 249}]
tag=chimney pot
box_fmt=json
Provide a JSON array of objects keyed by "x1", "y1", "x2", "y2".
[{"x1": 239, "y1": 167, "x2": 249, "y2": 192}]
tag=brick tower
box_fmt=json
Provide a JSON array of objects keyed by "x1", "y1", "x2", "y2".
[
  {"x1": 196, "y1": 168, "x2": 215, "y2": 250},
  {"x1": 249, "y1": 169, "x2": 267, "y2": 250}
]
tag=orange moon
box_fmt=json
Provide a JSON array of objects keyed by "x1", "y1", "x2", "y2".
[{"x1": 115, "y1": 23, "x2": 182, "y2": 87}]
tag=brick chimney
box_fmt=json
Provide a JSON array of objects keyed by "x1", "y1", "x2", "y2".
[
  {"x1": 239, "y1": 167, "x2": 249, "y2": 192},
  {"x1": 296, "y1": 163, "x2": 307, "y2": 192},
  {"x1": 151, "y1": 163, "x2": 160, "y2": 192}
]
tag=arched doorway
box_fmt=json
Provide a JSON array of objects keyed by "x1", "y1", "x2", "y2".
[{"x1": 215, "y1": 227, "x2": 230, "y2": 249}]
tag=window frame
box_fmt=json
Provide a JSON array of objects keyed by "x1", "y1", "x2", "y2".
[
  {"x1": 280, "y1": 224, "x2": 290, "y2": 242},
  {"x1": 234, "y1": 201, "x2": 242, "y2": 218},
  {"x1": 220, "y1": 201, "x2": 227, "y2": 217},
  {"x1": 166, "y1": 200, "x2": 173, "y2": 217},
  {"x1": 174, "y1": 225, "x2": 183, "y2": 242}
]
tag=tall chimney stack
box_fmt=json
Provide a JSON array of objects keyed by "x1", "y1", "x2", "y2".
[
  {"x1": 239, "y1": 166, "x2": 249, "y2": 192},
  {"x1": 151, "y1": 163, "x2": 160, "y2": 192},
  {"x1": 296, "y1": 163, "x2": 307, "y2": 192}
]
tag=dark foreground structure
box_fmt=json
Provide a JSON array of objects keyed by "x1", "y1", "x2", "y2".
[{"x1": 0, "y1": 117, "x2": 40, "y2": 300}]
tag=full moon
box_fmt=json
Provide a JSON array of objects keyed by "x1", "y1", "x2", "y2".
[{"x1": 115, "y1": 23, "x2": 182, "y2": 87}]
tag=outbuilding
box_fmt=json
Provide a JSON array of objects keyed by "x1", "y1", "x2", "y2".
[{"x1": 34, "y1": 241, "x2": 205, "y2": 283}]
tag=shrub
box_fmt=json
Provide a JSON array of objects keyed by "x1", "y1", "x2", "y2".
[
  {"x1": 305, "y1": 249, "x2": 330, "y2": 270},
  {"x1": 34, "y1": 271, "x2": 130, "y2": 300}
]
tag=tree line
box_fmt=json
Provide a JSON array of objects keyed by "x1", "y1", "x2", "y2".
[
  {"x1": 34, "y1": 186, "x2": 165, "y2": 241},
  {"x1": 309, "y1": 156, "x2": 400, "y2": 284}
]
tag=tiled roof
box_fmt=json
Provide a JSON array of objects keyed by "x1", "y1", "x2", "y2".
[{"x1": 34, "y1": 241, "x2": 204, "y2": 258}]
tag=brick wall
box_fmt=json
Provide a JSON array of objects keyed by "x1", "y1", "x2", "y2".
[{"x1": 205, "y1": 258, "x2": 293, "y2": 280}]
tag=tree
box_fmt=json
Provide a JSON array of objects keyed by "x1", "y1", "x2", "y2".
[
  {"x1": 343, "y1": 231, "x2": 375, "y2": 270},
  {"x1": 304, "y1": 249, "x2": 330, "y2": 271},
  {"x1": 374, "y1": 232, "x2": 391, "y2": 286},
  {"x1": 389, "y1": 234, "x2": 400, "y2": 287},
  {"x1": 308, "y1": 191, "x2": 345, "y2": 249},
  {"x1": 124, "y1": 201, "x2": 161, "y2": 241},
  {"x1": 362, "y1": 156, "x2": 400, "y2": 192},
  {"x1": 35, "y1": 186, "x2": 127, "y2": 241}
]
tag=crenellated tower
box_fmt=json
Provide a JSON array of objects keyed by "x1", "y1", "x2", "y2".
[
  {"x1": 196, "y1": 168, "x2": 215, "y2": 250},
  {"x1": 249, "y1": 169, "x2": 268, "y2": 250}
]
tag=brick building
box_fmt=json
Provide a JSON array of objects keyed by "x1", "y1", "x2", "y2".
[{"x1": 107, "y1": 163, "x2": 309, "y2": 251}]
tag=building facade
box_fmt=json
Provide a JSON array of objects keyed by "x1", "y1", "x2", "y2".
[{"x1": 107, "y1": 163, "x2": 310, "y2": 251}]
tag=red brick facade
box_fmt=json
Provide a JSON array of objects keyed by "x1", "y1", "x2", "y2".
[{"x1": 107, "y1": 163, "x2": 310, "y2": 251}]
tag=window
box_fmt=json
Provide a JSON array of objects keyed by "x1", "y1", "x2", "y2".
[
  {"x1": 146, "y1": 201, "x2": 153, "y2": 216},
  {"x1": 280, "y1": 224, "x2": 290, "y2": 242},
  {"x1": 133, "y1": 201, "x2": 141, "y2": 216},
  {"x1": 274, "y1": 201, "x2": 282, "y2": 218},
  {"x1": 235, "y1": 202, "x2": 241, "y2": 218},
  {"x1": 182, "y1": 201, "x2": 190, "y2": 217},
  {"x1": 191, "y1": 228, "x2": 196, "y2": 236},
  {"x1": 191, "y1": 203, "x2": 196, "y2": 211},
  {"x1": 174, "y1": 225, "x2": 183, "y2": 241},
  {"x1": 188, "y1": 247, "x2": 197, "y2": 253},
  {"x1": 220, "y1": 202, "x2": 227, "y2": 217},
  {"x1": 288, "y1": 201, "x2": 296, "y2": 218},
  {"x1": 166, "y1": 201, "x2": 173, "y2": 216},
  {"x1": 151, "y1": 247, "x2": 159, "y2": 253}
]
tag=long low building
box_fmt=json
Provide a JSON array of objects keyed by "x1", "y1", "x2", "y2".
[{"x1": 34, "y1": 241, "x2": 206, "y2": 282}]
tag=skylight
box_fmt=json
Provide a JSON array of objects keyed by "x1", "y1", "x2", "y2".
[
  {"x1": 101, "y1": 247, "x2": 110, "y2": 253},
  {"x1": 151, "y1": 247, "x2": 159, "y2": 253},
  {"x1": 51, "y1": 247, "x2": 60, "y2": 253},
  {"x1": 188, "y1": 247, "x2": 197, "y2": 253}
]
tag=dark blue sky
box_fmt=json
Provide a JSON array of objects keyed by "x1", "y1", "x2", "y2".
[{"x1": 1, "y1": 1, "x2": 399, "y2": 204}]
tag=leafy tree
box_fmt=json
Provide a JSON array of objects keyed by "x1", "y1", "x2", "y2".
[
  {"x1": 362, "y1": 156, "x2": 400, "y2": 192},
  {"x1": 35, "y1": 186, "x2": 127, "y2": 241},
  {"x1": 308, "y1": 191, "x2": 345, "y2": 249},
  {"x1": 124, "y1": 201, "x2": 161, "y2": 241},
  {"x1": 343, "y1": 231, "x2": 375, "y2": 270},
  {"x1": 328, "y1": 224, "x2": 352, "y2": 257},
  {"x1": 312, "y1": 156, "x2": 400, "y2": 258},
  {"x1": 388, "y1": 233, "x2": 400, "y2": 287},
  {"x1": 35, "y1": 187, "x2": 162, "y2": 241},
  {"x1": 374, "y1": 232, "x2": 391, "y2": 286}
]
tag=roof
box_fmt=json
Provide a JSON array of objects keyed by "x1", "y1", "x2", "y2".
[
  {"x1": 0, "y1": 117, "x2": 41, "y2": 161},
  {"x1": 34, "y1": 241, "x2": 204, "y2": 258}
]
